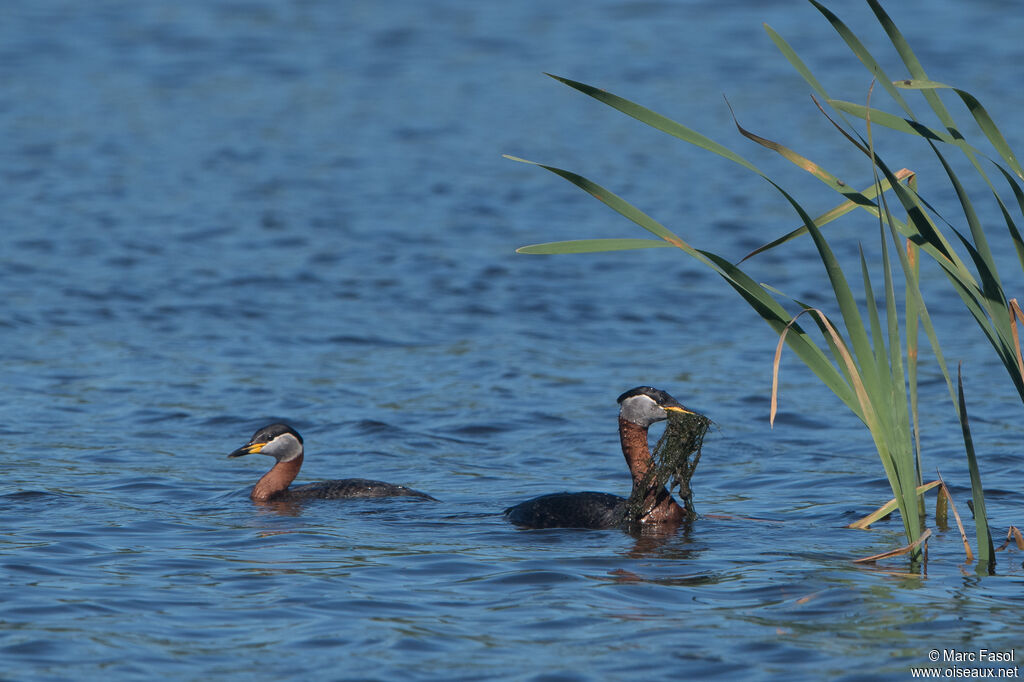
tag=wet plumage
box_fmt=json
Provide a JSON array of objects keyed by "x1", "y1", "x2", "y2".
[
  {"x1": 503, "y1": 491, "x2": 626, "y2": 529},
  {"x1": 504, "y1": 387, "x2": 693, "y2": 529},
  {"x1": 228, "y1": 423, "x2": 436, "y2": 503}
]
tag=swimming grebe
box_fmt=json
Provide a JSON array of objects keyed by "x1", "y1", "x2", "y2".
[
  {"x1": 228, "y1": 423, "x2": 436, "y2": 502},
  {"x1": 504, "y1": 387, "x2": 696, "y2": 529}
]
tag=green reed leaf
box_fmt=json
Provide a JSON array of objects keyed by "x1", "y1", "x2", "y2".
[
  {"x1": 516, "y1": 239, "x2": 670, "y2": 254},
  {"x1": 545, "y1": 74, "x2": 762, "y2": 176},
  {"x1": 957, "y1": 367, "x2": 995, "y2": 573},
  {"x1": 809, "y1": 0, "x2": 913, "y2": 116}
]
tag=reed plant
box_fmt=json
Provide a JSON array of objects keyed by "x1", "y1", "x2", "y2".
[{"x1": 512, "y1": 0, "x2": 1020, "y2": 571}]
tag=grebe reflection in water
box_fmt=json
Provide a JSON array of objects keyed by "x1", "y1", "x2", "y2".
[
  {"x1": 504, "y1": 387, "x2": 706, "y2": 530},
  {"x1": 228, "y1": 423, "x2": 436, "y2": 503}
]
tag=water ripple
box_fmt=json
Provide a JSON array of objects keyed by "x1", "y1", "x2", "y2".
[{"x1": 2, "y1": 1, "x2": 1022, "y2": 681}]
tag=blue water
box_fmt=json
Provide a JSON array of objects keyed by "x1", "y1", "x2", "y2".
[{"x1": 2, "y1": 1, "x2": 1023, "y2": 680}]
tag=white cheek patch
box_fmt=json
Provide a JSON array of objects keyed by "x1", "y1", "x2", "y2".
[
  {"x1": 620, "y1": 394, "x2": 661, "y2": 425},
  {"x1": 262, "y1": 433, "x2": 302, "y2": 461}
]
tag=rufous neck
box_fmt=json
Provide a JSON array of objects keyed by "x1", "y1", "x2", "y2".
[
  {"x1": 619, "y1": 417, "x2": 653, "y2": 484},
  {"x1": 618, "y1": 417, "x2": 683, "y2": 524},
  {"x1": 251, "y1": 454, "x2": 303, "y2": 502}
]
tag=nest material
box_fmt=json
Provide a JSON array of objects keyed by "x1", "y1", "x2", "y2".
[{"x1": 623, "y1": 409, "x2": 712, "y2": 524}]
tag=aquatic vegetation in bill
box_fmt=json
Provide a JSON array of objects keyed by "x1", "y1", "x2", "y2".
[{"x1": 625, "y1": 408, "x2": 711, "y2": 524}]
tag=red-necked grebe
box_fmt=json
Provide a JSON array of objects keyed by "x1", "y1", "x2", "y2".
[
  {"x1": 228, "y1": 423, "x2": 436, "y2": 502},
  {"x1": 504, "y1": 386, "x2": 695, "y2": 529}
]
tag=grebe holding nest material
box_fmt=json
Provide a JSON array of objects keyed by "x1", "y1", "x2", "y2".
[
  {"x1": 228, "y1": 423, "x2": 437, "y2": 502},
  {"x1": 504, "y1": 387, "x2": 710, "y2": 530}
]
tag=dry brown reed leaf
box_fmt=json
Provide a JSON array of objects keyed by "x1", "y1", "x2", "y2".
[
  {"x1": 1009, "y1": 299, "x2": 1024, "y2": 387},
  {"x1": 905, "y1": 238, "x2": 918, "y2": 269},
  {"x1": 936, "y1": 475, "x2": 974, "y2": 563},
  {"x1": 795, "y1": 591, "x2": 823, "y2": 605},
  {"x1": 994, "y1": 526, "x2": 1024, "y2": 552},
  {"x1": 853, "y1": 527, "x2": 932, "y2": 564},
  {"x1": 770, "y1": 307, "x2": 875, "y2": 430}
]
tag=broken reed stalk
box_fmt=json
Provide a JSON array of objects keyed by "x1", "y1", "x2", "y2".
[
  {"x1": 937, "y1": 475, "x2": 974, "y2": 563},
  {"x1": 994, "y1": 526, "x2": 1024, "y2": 552},
  {"x1": 849, "y1": 478, "x2": 975, "y2": 564}
]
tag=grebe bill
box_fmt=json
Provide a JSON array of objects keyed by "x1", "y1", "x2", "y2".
[{"x1": 228, "y1": 423, "x2": 437, "y2": 502}]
